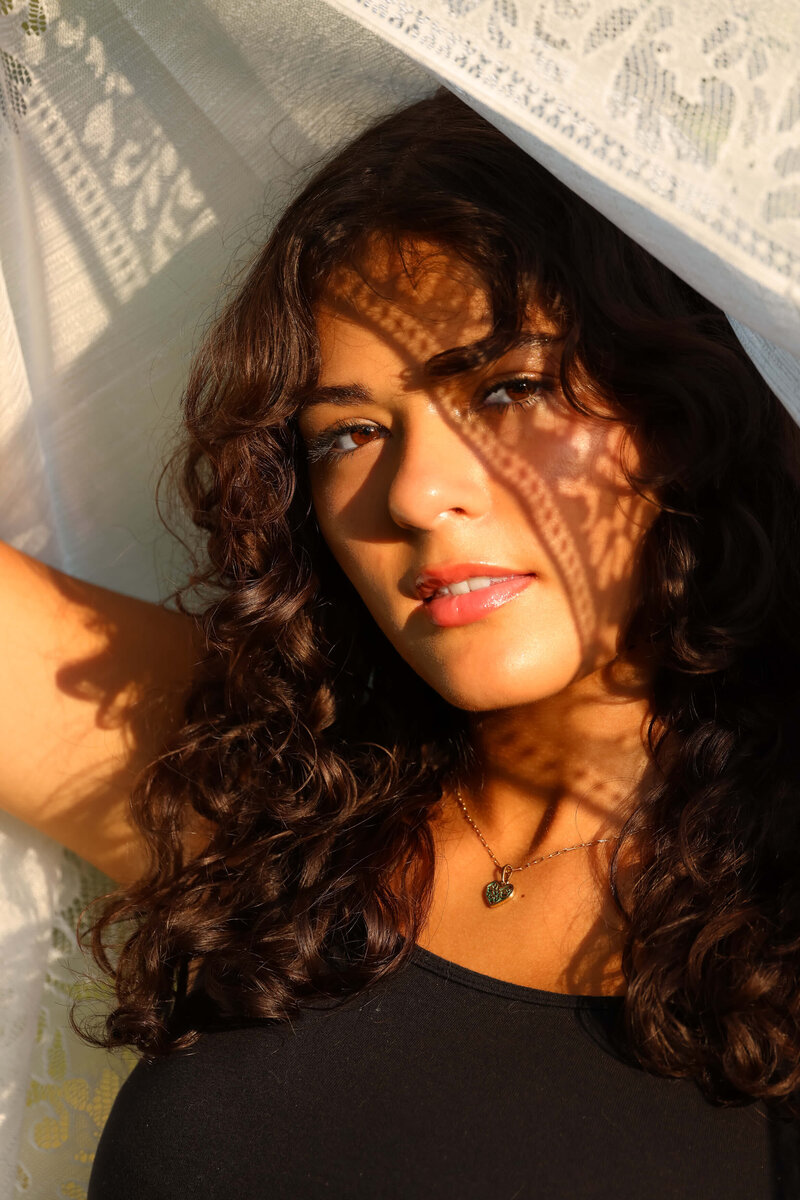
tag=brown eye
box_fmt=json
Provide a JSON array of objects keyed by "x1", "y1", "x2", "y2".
[
  {"x1": 505, "y1": 381, "x2": 535, "y2": 402},
  {"x1": 348, "y1": 428, "x2": 378, "y2": 447},
  {"x1": 304, "y1": 421, "x2": 387, "y2": 464},
  {"x1": 479, "y1": 377, "x2": 545, "y2": 411}
]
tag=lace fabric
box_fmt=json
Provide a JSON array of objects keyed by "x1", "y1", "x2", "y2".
[
  {"x1": 326, "y1": 0, "x2": 800, "y2": 415},
  {"x1": 0, "y1": 3, "x2": 428, "y2": 1193},
  {"x1": 13, "y1": 848, "x2": 135, "y2": 1199},
  {"x1": 1, "y1": 1, "x2": 798, "y2": 1194}
]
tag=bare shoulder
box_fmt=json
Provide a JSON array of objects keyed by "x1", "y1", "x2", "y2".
[{"x1": 0, "y1": 541, "x2": 201, "y2": 881}]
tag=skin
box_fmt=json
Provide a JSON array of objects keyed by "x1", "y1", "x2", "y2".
[
  {"x1": 298, "y1": 241, "x2": 659, "y2": 994},
  {"x1": 0, "y1": 542, "x2": 199, "y2": 883},
  {"x1": 0, "y1": 237, "x2": 658, "y2": 992}
]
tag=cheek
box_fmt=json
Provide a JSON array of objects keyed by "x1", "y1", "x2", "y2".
[
  {"x1": 557, "y1": 434, "x2": 648, "y2": 571},
  {"x1": 310, "y1": 476, "x2": 395, "y2": 614},
  {"x1": 554, "y1": 427, "x2": 655, "y2": 647},
  {"x1": 310, "y1": 454, "x2": 384, "y2": 540},
  {"x1": 310, "y1": 468, "x2": 360, "y2": 554},
  {"x1": 504, "y1": 419, "x2": 654, "y2": 658},
  {"x1": 506, "y1": 412, "x2": 635, "y2": 539}
]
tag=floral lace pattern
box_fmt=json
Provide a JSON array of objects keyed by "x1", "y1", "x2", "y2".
[
  {"x1": 325, "y1": 0, "x2": 800, "y2": 361},
  {"x1": 0, "y1": 3, "x2": 428, "y2": 1191},
  {"x1": 14, "y1": 850, "x2": 135, "y2": 1199},
  {"x1": 2, "y1": 2, "x2": 799, "y2": 1196},
  {"x1": 0, "y1": 0, "x2": 46, "y2": 133}
]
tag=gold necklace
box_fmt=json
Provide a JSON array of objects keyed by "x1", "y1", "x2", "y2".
[{"x1": 454, "y1": 784, "x2": 620, "y2": 908}]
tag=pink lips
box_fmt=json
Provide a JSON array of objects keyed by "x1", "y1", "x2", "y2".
[{"x1": 415, "y1": 564, "x2": 535, "y2": 628}]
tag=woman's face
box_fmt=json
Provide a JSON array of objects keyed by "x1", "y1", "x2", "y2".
[{"x1": 297, "y1": 243, "x2": 656, "y2": 712}]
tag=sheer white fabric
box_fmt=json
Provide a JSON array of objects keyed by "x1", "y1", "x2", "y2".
[
  {"x1": 328, "y1": 0, "x2": 800, "y2": 416},
  {"x1": 0, "y1": 5, "x2": 428, "y2": 1194},
  {"x1": 1, "y1": 0, "x2": 798, "y2": 1194}
]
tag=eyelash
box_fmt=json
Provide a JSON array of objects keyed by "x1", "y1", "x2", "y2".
[{"x1": 303, "y1": 376, "x2": 548, "y2": 465}]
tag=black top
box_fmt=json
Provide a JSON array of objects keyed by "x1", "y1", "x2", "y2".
[{"x1": 89, "y1": 945, "x2": 799, "y2": 1199}]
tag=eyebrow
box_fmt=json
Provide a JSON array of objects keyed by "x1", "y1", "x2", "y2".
[
  {"x1": 300, "y1": 332, "x2": 559, "y2": 409},
  {"x1": 302, "y1": 383, "x2": 373, "y2": 409}
]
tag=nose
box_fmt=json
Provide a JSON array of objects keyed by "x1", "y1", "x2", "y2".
[{"x1": 386, "y1": 405, "x2": 491, "y2": 531}]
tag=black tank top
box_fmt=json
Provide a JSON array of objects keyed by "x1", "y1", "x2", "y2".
[{"x1": 88, "y1": 944, "x2": 799, "y2": 1199}]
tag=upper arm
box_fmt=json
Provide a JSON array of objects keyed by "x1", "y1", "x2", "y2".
[{"x1": 0, "y1": 541, "x2": 203, "y2": 882}]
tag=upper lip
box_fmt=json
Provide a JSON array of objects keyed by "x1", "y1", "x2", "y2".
[{"x1": 414, "y1": 563, "x2": 535, "y2": 601}]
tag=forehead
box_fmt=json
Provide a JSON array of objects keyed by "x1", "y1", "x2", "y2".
[
  {"x1": 315, "y1": 238, "x2": 556, "y2": 371},
  {"x1": 318, "y1": 241, "x2": 490, "y2": 354}
]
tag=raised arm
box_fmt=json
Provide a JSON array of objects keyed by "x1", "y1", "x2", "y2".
[{"x1": 0, "y1": 541, "x2": 201, "y2": 883}]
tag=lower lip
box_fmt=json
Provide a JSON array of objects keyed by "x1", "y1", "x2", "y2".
[{"x1": 421, "y1": 575, "x2": 535, "y2": 627}]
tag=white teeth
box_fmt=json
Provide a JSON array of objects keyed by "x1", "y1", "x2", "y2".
[{"x1": 431, "y1": 574, "x2": 518, "y2": 599}]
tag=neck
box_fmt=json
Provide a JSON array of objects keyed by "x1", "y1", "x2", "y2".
[{"x1": 451, "y1": 657, "x2": 654, "y2": 863}]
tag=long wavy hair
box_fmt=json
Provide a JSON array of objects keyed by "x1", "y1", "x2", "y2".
[{"x1": 80, "y1": 88, "x2": 800, "y2": 1115}]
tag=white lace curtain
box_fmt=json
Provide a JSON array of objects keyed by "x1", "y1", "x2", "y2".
[
  {"x1": 1, "y1": 2, "x2": 798, "y2": 1195},
  {"x1": 329, "y1": 0, "x2": 800, "y2": 411}
]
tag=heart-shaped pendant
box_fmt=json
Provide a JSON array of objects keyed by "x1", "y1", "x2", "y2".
[{"x1": 484, "y1": 879, "x2": 514, "y2": 906}]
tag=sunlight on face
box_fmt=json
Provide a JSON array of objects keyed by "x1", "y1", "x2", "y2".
[{"x1": 297, "y1": 241, "x2": 657, "y2": 712}]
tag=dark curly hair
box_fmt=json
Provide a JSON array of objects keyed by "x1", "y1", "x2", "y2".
[{"x1": 79, "y1": 88, "x2": 800, "y2": 1116}]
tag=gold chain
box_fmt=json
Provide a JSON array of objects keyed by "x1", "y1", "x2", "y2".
[{"x1": 454, "y1": 783, "x2": 620, "y2": 879}]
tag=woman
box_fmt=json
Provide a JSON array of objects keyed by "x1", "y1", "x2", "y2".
[{"x1": 3, "y1": 88, "x2": 798, "y2": 1196}]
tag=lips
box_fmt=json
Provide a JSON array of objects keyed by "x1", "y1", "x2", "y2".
[
  {"x1": 414, "y1": 563, "x2": 534, "y2": 602},
  {"x1": 424, "y1": 575, "x2": 535, "y2": 627}
]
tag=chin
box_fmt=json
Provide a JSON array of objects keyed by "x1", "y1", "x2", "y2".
[{"x1": 416, "y1": 663, "x2": 580, "y2": 713}]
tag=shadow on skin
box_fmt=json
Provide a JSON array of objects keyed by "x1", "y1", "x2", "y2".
[
  {"x1": 37, "y1": 566, "x2": 201, "y2": 886},
  {"x1": 305, "y1": 243, "x2": 659, "y2": 993}
]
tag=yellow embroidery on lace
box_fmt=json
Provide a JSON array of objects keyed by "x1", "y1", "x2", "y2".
[{"x1": 15, "y1": 851, "x2": 136, "y2": 1199}]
